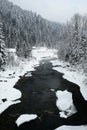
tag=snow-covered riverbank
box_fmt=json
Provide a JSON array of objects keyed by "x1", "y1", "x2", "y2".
[
  {"x1": 51, "y1": 59, "x2": 87, "y2": 101},
  {"x1": 55, "y1": 125, "x2": 87, "y2": 130},
  {"x1": 0, "y1": 47, "x2": 87, "y2": 130},
  {"x1": 0, "y1": 47, "x2": 57, "y2": 114}
]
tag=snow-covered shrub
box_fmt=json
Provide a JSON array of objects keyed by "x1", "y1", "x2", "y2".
[{"x1": 6, "y1": 48, "x2": 20, "y2": 67}]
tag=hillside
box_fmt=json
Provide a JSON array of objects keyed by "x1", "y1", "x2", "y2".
[{"x1": 0, "y1": 0, "x2": 62, "y2": 49}]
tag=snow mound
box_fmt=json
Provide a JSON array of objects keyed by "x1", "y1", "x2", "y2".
[
  {"x1": 16, "y1": 114, "x2": 38, "y2": 127},
  {"x1": 56, "y1": 90, "x2": 77, "y2": 118},
  {"x1": 56, "y1": 90, "x2": 72, "y2": 111}
]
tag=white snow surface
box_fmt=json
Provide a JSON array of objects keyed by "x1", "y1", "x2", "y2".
[
  {"x1": 31, "y1": 46, "x2": 57, "y2": 61},
  {"x1": 7, "y1": 48, "x2": 16, "y2": 53},
  {"x1": 0, "y1": 100, "x2": 21, "y2": 114},
  {"x1": 55, "y1": 125, "x2": 87, "y2": 130},
  {"x1": 16, "y1": 114, "x2": 37, "y2": 127},
  {"x1": 56, "y1": 90, "x2": 77, "y2": 118},
  {"x1": 56, "y1": 90, "x2": 73, "y2": 111},
  {"x1": 51, "y1": 60, "x2": 87, "y2": 101}
]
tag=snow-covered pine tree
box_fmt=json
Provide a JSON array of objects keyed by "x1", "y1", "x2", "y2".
[
  {"x1": 0, "y1": 22, "x2": 7, "y2": 69},
  {"x1": 68, "y1": 14, "x2": 81, "y2": 64}
]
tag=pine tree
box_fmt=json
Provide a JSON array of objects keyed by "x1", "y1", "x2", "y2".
[{"x1": 0, "y1": 22, "x2": 7, "y2": 69}]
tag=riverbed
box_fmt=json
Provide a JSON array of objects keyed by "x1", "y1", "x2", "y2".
[{"x1": 0, "y1": 61, "x2": 87, "y2": 130}]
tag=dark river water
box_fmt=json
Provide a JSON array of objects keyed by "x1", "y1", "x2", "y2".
[{"x1": 0, "y1": 62, "x2": 87, "y2": 130}]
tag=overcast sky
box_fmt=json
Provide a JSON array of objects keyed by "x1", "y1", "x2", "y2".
[{"x1": 8, "y1": 0, "x2": 87, "y2": 23}]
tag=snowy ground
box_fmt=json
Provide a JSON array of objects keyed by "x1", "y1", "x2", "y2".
[
  {"x1": 0, "y1": 46, "x2": 87, "y2": 130},
  {"x1": 0, "y1": 51, "x2": 39, "y2": 114},
  {"x1": 55, "y1": 125, "x2": 87, "y2": 130},
  {"x1": 51, "y1": 59, "x2": 87, "y2": 101}
]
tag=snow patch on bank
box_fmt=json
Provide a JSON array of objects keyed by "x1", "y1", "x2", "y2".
[
  {"x1": 0, "y1": 100, "x2": 21, "y2": 114},
  {"x1": 0, "y1": 59, "x2": 39, "y2": 114},
  {"x1": 31, "y1": 47, "x2": 57, "y2": 61},
  {"x1": 51, "y1": 59, "x2": 87, "y2": 101},
  {"x1": 0, "y1": 66, "x2": 22, "y2": 114},
  {"x1": 55, "y1": 125, "x2": 87, "y2": 130},
  {"x1": 0, "y1": 49, "x2": 39, "y2": 114},
  {"x1": 56, "y1": 90, "x2": 77, "y2": 118},
  {"x1": 15, "y1": 114, "x2": 37, "y2": 127}
]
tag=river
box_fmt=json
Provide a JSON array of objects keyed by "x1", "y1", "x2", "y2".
[{"x1": 0, "y1": 61, "x2": 87, "y2": 130}]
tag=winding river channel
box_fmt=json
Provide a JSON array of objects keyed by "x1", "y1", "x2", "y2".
[{"x1": 0, "y1": 61, "x2": 87, "y2": 130}]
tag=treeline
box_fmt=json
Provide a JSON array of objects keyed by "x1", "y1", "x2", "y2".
[
  {"x1": 58, "y1": 14, "x2": 87, "y2": 72},
  {"x1": 0, "y1": 0, "x2": 62, "y2": 56}
]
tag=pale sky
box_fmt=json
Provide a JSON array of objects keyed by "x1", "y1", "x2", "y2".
[{"x1": 8, "y1": 0, "x2": 87, "y2": 23}]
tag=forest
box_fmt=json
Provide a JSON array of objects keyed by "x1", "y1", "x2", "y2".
[{"x1": 0, "y1": 0, "x2": 87, "y2": 74}]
